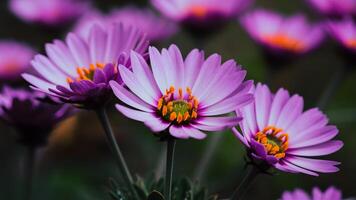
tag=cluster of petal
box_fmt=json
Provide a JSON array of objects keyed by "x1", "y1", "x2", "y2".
[
  {"x1": 73, "y1": 6, "x2": 178, "y2": 42},
  {"x1": 327, "y1": 18, "x2": 356, "y2": 53},
  {"x1": 23, "y1": 23, "x2": 149, "y2": 109},
  {"x1": 110, "y1": 44, "x2": 253, "y2": 140},
  {"x1": 233, "y1": 83, "x2": 343, "y2": 176},
  {"x1": 306, "y1": 0, "x2": 356, "y2": 18},
  {"x1": 281, "y1": 186, "x2": 342, "y2": 200},
  {"x1": 240, "y1": 9, "x2": 324, "y2": 54},
  {"x1": 151, "y1": 0, "x2": 252, "y2": 26},
  {"x1": 0, "y1": 41, "x2": 35, "y2": 81},
  {"x1": 9, "y1": 0, "x2": 90, "y2": 25},
  {"x1": 0, "y1": 86, "x2": 72, "y2": 145}
]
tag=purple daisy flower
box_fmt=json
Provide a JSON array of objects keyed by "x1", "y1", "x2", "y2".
[
  {"x1": 151, "y1": 0, "x2": 252, "y2": 30},
  {"x1": 0, "y1": 86, "x2": 72, "y2": 146},
  {"x1": 0, "y1": 41, "x2": 35, "y2": 81},
  {"x1": 23, "y1": 23, "x2": 149, "y2": 109},
  {"x1": 306, "y1": 0, "x2": 356, "y2": 18},
  {"x1": 110, "y1": 44, "x2": 254, "y2": 140},
  {"x1": 232, "y1": 83, "x2": 343, "y2": 176},
  {"x1": 73, "y1": 6, "x2": 178, "y2": 42},
  {"x1": 240, "y1": 10, "x2": 324, "y2": 55},
  {"x1": 281, "y1": 186, "x2": 342, "y2": 200},
  {"x1": 9, "y1": 0, "x2": 90, "y2": 26},
  {"x1": 327, "y1": 18, "x2": 356, "y2": 54}
]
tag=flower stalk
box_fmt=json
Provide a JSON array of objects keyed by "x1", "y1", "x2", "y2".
[
  {"x1": 230, "y1": 165, "x2": 260, "y2": 200},
  {"x1": 95, "y1": 107, "x2": 137, "y2": 198},
  {"x1": 165, "y1": 137, "x2": 176, "y2": 200},
  {"x1": 23, "y1": 145, "x2": 36, "y2": 200}
]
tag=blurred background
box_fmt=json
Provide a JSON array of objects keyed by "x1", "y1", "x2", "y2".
[{"x1": 0, "y1": 0, "x2": 355, "y2": 199}]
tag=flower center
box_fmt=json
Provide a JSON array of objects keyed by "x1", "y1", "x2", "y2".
[
  {"x1": 345, "y1": 39, "x2": 356, "y2": 49},
  {"x1": 263, "y1": 34, "x2": 305, "y2": 52},
  {"x1": 157, "y1": 86, "x2": 198, "y2": 124},
  {"x1": 189, "y1": 5, "x2": 209, "y2": 18},
  {"x1": 255, "y1": 126, "x2": 289, "y2": 159},
  {"x1": 66, "y1": 63, "x2": 105, "y2": 83}
]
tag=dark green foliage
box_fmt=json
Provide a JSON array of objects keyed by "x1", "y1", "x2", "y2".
[{"x1": 108, "y1": 176, "x2": 218, "y2": 200}]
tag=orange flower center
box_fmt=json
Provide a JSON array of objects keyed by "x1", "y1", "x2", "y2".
[
  {"x1": 255, "y1": 126, "x2": 289, "y2": 159},
  {"x1": 66, "y1": 63, "x2": 105, "y2": 83},
  {"x1": 157, "y1": 86, "x2": 199, "y2": 124},
  {"x1": 263, "y1": 34, "x2": 305, "y2": 52},
  {"x1": 345, "y1": 39, "x2": 356, "y2": 49},
  {"x1": 189, "y1": 5, "x2": 209, "y2": 18}
]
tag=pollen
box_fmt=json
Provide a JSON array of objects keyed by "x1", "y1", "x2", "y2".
[
  {"x1": 255, "y1": 126, "x2": 289, "y2": 159},
  {"x1": 66, "y1": 62, "x2": 105, "y2": 83},
  {"x1": 157, "y1": 86, "x2": 199, "y2": 124},
  {"x1": 263, "y1": 34, "x2": 305, "y2": 52}
]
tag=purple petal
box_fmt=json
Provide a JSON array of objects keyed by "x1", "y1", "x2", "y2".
[
  {"x1": 110, "y1": 81, "x2": 153, "y2": 112},
  {"x1": 255, "y1": 83, "x2": 272, "y2": 130},
  {"x1": 286, "y1": 156, "x2": 340, "y2": 173},
  {"x1": 169, "y1": 125, "x2": 190, "y2": 139},
  {"x1": 115, "y1": 104, "x2": 155, "y2": 122},
  {"x1": 182, "y1": 126, "x2": 206, "y2": 140},
  {"x1": 144, "y1": 117, "x2": 170, "y2": 132},
  {"x1": 287, "y1": 140, "x2": 343, "y2": 157}
]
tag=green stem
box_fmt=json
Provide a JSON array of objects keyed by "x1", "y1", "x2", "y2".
[
  {"x1": 230, "y1": 165, "x2": 259, "y2": 200},
  {"x1": 95, "y1": 107, "x2": 137, "y2": 198},
  {"x1": 24, "y1": 145, "x2": 36, "y2": 200},
  {"x1": 165, "y1": 137, "x2": 176, "y2": 200}
]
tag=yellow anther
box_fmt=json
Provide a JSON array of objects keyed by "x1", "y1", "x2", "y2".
[
  {"x1": 96, "y1": 62, "x2": 105, "y2": 68},
  {"x1": 157, "y1": 98, "x2": 163, "y2": 110},
  {"x1": 186, "y1": 87, "x2": 192, "y2": 95},
  {"x1": 169, "y1": 112, "x2": 177, "y2": 121},
  {"x1": 177, "y1": 113, "x2": 183, "y2": 123},
  {"x1": 179, "y1": 88, "x2": 183, "y2": 99},
  {"x1": 66, "y1": 77, "x2": 74, "y2": 83},
  {"x1": 162, "y1": 106, "x2": 168, "y2": 116},
  {"x1": 183, "y1": 112, "x2": 190, "y2": 121},
  {"x1": 191, "y1": 111, "x2": 197, "y2": 119},
  {"x1": 274, "y1": 153, "x2": 286, "y2": 159}
]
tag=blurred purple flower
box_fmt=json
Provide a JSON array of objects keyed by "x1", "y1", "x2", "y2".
[
  {"x1": 23, "y1": 23, "x2": 149, "y2": 109},
  {"x1": 233, "y1": 83, "x2": 343, "y2": 176},
  {"x1": 306, "y1": 0, "x2": 356, "y2": 18},
  {"x1": 73, "y1": 6, "x2": 178, "y2": 42},
  {"x1": 9, "y1": 0, "x2": 90, "y2": 26},
  {"x1": 0, "y1": 41, "x2": 35, "y2": 81},
  {"x1": 0, "y1": 86, "x2": 72, "y2": 146},
  {"x1": 327, "y1": 18, "x2": 356, "y2": 54},
  {"x1": 281, "y1": 186, "x2": 342, "y2": 200},
  {"x1": 240, "y1": 10, "x2": 324, "y2": 55},
  {"x1": 110, "y1": 44, "x2": 253, "y2": 140},
  {"x1": 151, "y1": 0, "x2": 252, "y2": 30}
]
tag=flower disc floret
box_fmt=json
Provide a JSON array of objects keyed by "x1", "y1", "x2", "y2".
[{"x1": 157, "y1": 86, "x2": 198, "y2": 124}]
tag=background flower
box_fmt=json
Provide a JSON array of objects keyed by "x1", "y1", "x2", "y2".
[
  {"x1": 306, "y1": 0, "x2": 356, "y2": 18},
  {"x1": 0, "y1": 40, "x2": 35, "y2": 81},
  {"x1": 111, "y1": 44, "x2": 253, "y2": 139},
  {"x1": 0, "y1": 86, "x2": 72, "y2": 146},
  {"x1": 240, "y1": 9, "x2": 324, "y2": 55},
  {"x1": 233, "y1": 83, "x2": 343, "y2": 176},
  {"x1": 9, "y1": 0, "x2": 90, "y2": 26},
  {"x1": 281, "y1": 186, "x2": 342, "y2": 200},
  {"x1": 23, "y1": 23, "x2": 149, "y2": 109},
  {"x1": 327, "y1": 18, "x2": 356, "y2": 54},
  {"x1": 151, "y1": 0, "x2": 253, "y2": 30},
  {"x1": 73, "y1": 6, "x2": 178, "y2": 42}
]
